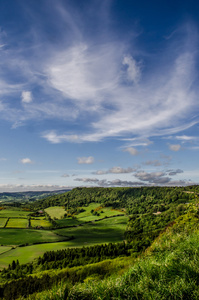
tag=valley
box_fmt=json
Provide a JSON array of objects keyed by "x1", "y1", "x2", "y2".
[{"x1": 0, "y1": 186, "x2": 198, "y2": 299}]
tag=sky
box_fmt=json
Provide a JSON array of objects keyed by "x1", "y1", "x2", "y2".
[{"x1": 0, "y1": 0, "x2": 199, "y2": 192}]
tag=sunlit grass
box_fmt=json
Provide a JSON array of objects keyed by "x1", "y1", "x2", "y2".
[
  {"x1": 45, "y1": 206, "x2": 66, "y2": 219},
  {"x1": 31, "y1": 219, "x2": 52, "y2": 228},
  {"x1": 6, "y1": 218, "x2": 28, "y2": 228},
  {"x1": 0, "y1": 218, "x2": 8, "y2": 228}
]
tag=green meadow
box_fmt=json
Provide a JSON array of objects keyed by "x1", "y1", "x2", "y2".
[
  {"x1": 0, "y1": 229, "x2": 65, "y2": 246},
  {"x1": 0, "y1": 218, "x2": 8, "y2": 228},
  {"x1": 55, "y1": 216, "x2": 128, "y2": 246},
  {"x1": 0, "y1": 204, "x2": 128, "y2": 269},
  {"x1": 30, "y1": 219, "x2": 52, "y2": 228},
  {"x1": 0, "y1": 216, "x2": 127, "y2": 268},
  {"x1": 45, "y1": 206, "x2": 66, "y2": 219},
  {"x1": 0, "y1": 208, "x2": 31, "y2": 218},
  {"x1": 0, "y1": 246, "x2": 12, "y2": 255},
  {"x1": 6, "y1": 218, "x2": 28, "y2": 228},
  {"x1": 54, "y1": 203, "x2": 125, "y2": 226}
]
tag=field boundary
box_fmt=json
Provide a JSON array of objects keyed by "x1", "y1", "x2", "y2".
[{"x1": 51, "y1": 213, "x2": 125, "y2": 230}]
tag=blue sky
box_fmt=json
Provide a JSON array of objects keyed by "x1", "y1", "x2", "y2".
[{"x1": 0, "y1": 0, "x2": 199, "y2": 191}]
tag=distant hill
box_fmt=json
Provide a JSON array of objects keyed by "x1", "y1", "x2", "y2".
[{"x1": 0, "y1": 189, "x2": 72, "y2": 204}]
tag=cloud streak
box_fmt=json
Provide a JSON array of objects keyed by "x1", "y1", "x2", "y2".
[
  {"x1": 93, "y1": 166, "x2": 136, "y2": 175},
  {"x1": 77, "y1": 156, "x2": 94, "y2": 164},
  {"x1": 0, "y1": 2, "x2": 197, "y2": 147}
]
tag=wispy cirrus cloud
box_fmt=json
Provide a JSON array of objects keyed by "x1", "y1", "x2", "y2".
[
  {"x1": 175, "y1": 135, "x2": 197, "y2": 141},
  {"x1": 0, "y1": 2, "x2": 197, "y2": 147}
]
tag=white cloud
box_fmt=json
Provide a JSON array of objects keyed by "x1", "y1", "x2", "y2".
[
  {"x1": 0, "y1": 5, "x2": 197, "y2": 147},
  {"x1": 108, "y1": 179, "x2": 146, "y2": 187},
  {"x1": 122, "y1": 55, "x2": 141, "y2": 83},
  {"x1": 42, "y1": 25, "x2": 198, "y2": 144},
  {"x1": 109, "y1": 166, "x2": 135, "y2": 174},
  {"x1": 75, "y1": 178, "x2": 99, "y2": 183},
  {"x1": 21, "y1": 91, "x2": 32, "y2": 103},
  {"x1": 93, "y1": 170, "x2": 107, "y2": 175},
  {"x1": 20, "y1": 158, "x2": 33, "y2": 164},
  {"x1": 121, "y1": 138, "x2": 153, "y2": 147},
  {"x1": 93, "y1": 166, "x2": 136, "y2": 175},
  {"x1": 123, "y1": 147, "x2": 138, "y2": 155},
  {"x1": 42, "y1": 131, "x2": 79, "y2": 144},
  {"x1": 61, "y1": 174, "x2": 70, "y2": 177},
  {"x1": 47, "y1": 42, "x2": 121, "y2": 107},
  {"x1": 77, "y1": 156, "x2": 94, "y2": 164},
  {"x1": 169, "y1": 144, "x2": 181, "y2": 151},
  {"x1": 175, "y1": 135, "x2": 196, "y2": 140}
]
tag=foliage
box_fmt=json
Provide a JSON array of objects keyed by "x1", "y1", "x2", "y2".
[{"x1": 0, "y1": 186, "x2": 198, "y2": 299}]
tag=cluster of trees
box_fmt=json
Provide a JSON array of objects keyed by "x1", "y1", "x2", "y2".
[
  {"x1": 38, "y1": 242, "x2": 129, "y2": 270},
  {"x1": 0, "y1": 273, "x2": 56, "y2": 300},
  {"x1": 65, "y1": 207, "x2": 85, "y2": 216},
  {"x1": 0, "y1": 258, "x2": 121, "y2": 299},
  {"x1": 1, "y1": 242, "x2": 130, "y2": 282}
]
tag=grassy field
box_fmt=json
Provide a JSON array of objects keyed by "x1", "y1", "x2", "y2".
[
  {"x1": 31, "y1": 219, "x2": 52, "y2": 228},
  {"x1": 0, "y1": 208, "x2": 32, "y2": 218},
  {"x1": 0, "y1": 229, "x2": 66, "y2": 246},
  {"x1": 6, "y1": 218, "x2": 28, "y2": 228},
  {"x1": 0, "y1": 242, "x2": 71, "y2": 268},
  {"x1": 0, "y1": 216, "x2": 128, "y2": 269},
  {"x1": 45, "y1": 206, "x2": 66, "y2": 219},
  {"x1": 55, "y1": 203, "x2": 125, "y2": 226},
  {"x1": 78, "y1": 204, "x2": 124, "y2": 220},
  {"x1": 0, "y1": 218, "x2": 8, "y2": 228},
  {"x1": 55, "y1": 216, "x2": 128, "y2": 246},
  {"x1": 0, "y1": 246, "x2": 12, "y2": 254},
  {"x1": 0, "y1": 204, "x2": 128, "y2": 269},
  {"x1": 55, "y1": 217, "x2": 80, "y2": 227}
]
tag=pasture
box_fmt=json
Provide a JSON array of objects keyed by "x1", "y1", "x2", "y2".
[
  {"x1": 45, "y1": 206, "x2": 66, "y2": 219},
  {"x1": 0, "y1": 246, "x2": 12, "y2": 255},
  {"x1": 0, "y1": 216, "x2": 128, "y2": 269},
  {"x1": 6, "y1": 218, "x2": 28, "y2": 228},
  {"x1": 55, "y1": 215, "x2": 128, "y2": 246},
  {"x1": 0, "y1": 229, "x2": 66, "y2": 246},
  {"x1": 54, "y1": 203, "x2": 125, "y2": 226},
  {"x1": 30, "y1": 219, "x2": 52, "y2": 228},
  {"x1": 0, "y1": 208, "x2": 32, "y2": 218},
  {"x1": 0, "y1": 204, "x2": 128, "y2": 269},
  {"x1": 0, "y1": 218, "x2": 8, "y2": 228}
]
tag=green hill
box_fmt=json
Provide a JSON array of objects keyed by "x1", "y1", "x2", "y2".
[{"x1": 0, "y1": 186, "x2": 199, "y2": 299}]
